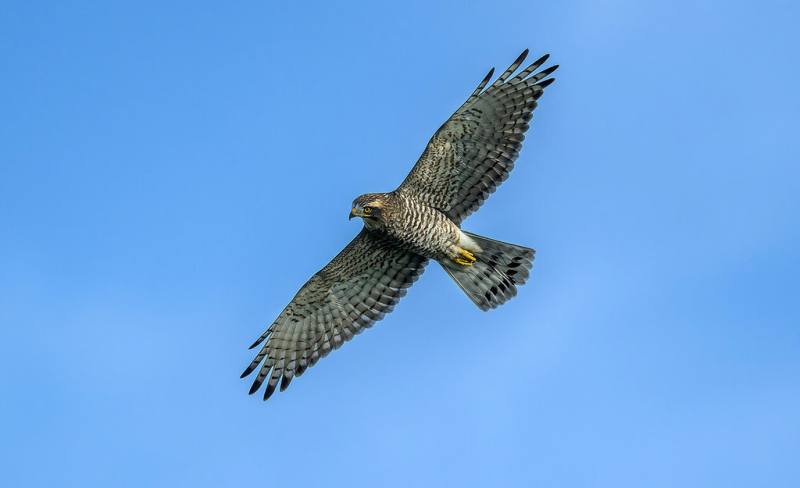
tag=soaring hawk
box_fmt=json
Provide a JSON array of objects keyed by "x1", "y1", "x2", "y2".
[{"x1": 242, "y1": 49, "x2": 558, "y2": 400}]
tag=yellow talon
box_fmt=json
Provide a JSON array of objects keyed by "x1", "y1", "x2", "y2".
[{"x1": 453, "y1": 248, "x2": 477, "y2": 266}]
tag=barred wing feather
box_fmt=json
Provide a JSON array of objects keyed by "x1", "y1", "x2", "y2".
[
  {"x1": 241, "y1": 229, "x2": 427, "y2": 400},
  {"x1": 397, "y1": 49, "x2": 558, "y2": 224}
]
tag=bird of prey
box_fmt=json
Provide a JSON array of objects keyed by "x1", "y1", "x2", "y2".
[{"x1": 242, "y1": 49, "x2": 557, "y2": 400}]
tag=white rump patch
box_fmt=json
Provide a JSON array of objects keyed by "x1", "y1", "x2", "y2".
[{"x1": 458, "y1": 229, "x2": 483, "y2": 253}]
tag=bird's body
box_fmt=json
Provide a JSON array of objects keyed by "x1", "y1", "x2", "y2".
[
  {"x1": 242, "y1": 49, "x2": 558, "y2": 400},
  {"x1": 353, "y1": 192, "x2": 468, "y2": 262}
]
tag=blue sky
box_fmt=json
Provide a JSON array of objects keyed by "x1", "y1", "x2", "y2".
[{"x1": 1, "y1": 0, "x2": 798, "y2": 486}]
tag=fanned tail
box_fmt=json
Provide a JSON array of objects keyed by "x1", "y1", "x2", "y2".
[{"x1": 440, "y1": 232, "x2": 534, "y2": 311}]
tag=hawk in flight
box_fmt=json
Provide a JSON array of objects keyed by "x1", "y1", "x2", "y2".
[{"x1": 242, "y1": 49, "x2": 558, "y2": 400}]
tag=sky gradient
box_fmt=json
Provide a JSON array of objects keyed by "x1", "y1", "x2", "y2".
[{"x1": 2, "y1": 1, "x2": 799, "y2": 486}]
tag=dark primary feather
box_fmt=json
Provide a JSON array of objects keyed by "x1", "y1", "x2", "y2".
[
  {"x1": 397, "y1": 50, "x2": 558, "y2": 223},
  {"x1": 242, "y1": 229, "x2": 428, "y2": 400}
]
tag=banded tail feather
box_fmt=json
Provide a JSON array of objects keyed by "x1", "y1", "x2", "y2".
[{"x1": 441, "y1": 231, "x2": 534, "y2": 310}]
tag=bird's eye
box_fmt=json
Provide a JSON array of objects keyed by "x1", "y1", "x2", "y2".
[{"x1": 363, "y1": 206, "x2": 372, "y2": 214}]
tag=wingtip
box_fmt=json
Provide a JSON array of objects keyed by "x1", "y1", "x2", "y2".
[
  {"x1": 263, "y1": 382, "x2": 277, "y2": 401},
  {"x1": 537, "y1": 77, "x2": 556, "y2": 89},
  {"x1": 240, "y1": 363, "x2": 256, "y2": 378},
  {"x1": 248, "y1": 336, "x2": 265, "y2": 349},
  {"x1": 504, "y1": 49, "x2": 530, "y2": 78},
  {"x1": 280, "y1": 374, "x2": 293, "y2": 392},
  {"x1": 531, "y1": 64, "x2": 559, "y2": 85}
]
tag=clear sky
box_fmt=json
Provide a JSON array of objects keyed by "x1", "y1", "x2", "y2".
[{"x1": 2, "y1": 1, "x2": 798, "y2": 486}]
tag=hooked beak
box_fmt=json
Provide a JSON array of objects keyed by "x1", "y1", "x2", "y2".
[{"x1": 349, "y1": 207, "x2": 361, "y2": 220}]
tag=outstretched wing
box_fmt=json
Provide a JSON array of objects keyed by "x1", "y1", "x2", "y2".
[
  {"x1": 241, "y1": 229, "x2": 427, "y2": 400},
  {"x1": 397, "y1": 49, "x2": 558, "y2": 224}
]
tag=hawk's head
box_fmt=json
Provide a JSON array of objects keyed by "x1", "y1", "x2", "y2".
[{"x1": 350, "y1": 193, "x2": 389, "y2": 228}]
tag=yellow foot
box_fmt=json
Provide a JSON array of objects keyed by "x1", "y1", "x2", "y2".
[{"x1": 453, "y1": 249, "x2": 476, "y2": 266}]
